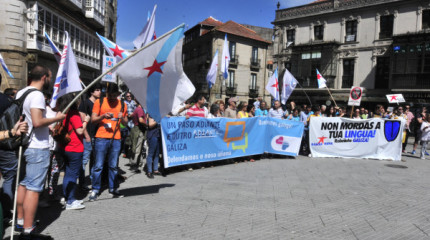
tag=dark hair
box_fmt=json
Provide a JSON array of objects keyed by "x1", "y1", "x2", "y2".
[
  {"x1": 260, "y1": 101, "x2": 267, "y2": 110},
  {"x1": 375, "y1": 104, "x2": 383, "y2": 112},
  {"x1": 247, "y1": 104, "x2": 255, "y2": 113},
  {"x1": 312, "y1": 105, "x2": 320, "y2": 113},
  {"x1": 237, "y1": 101, "x2": 247, "y2": 111},
  {"x1": 28, "y1": 65, "x2": 50, "y2": 82},
  {"x1": 210, "y1": 104, "x2": 219, "y2": 116},
  {"x1": 106, "y1": 83, "x2": 119, "y2": 94},
  {"x1": 4, "y1": 88, "x2": 16, "y2": 97},
  {"x1": 89, "y1": 82, "x2": 102, "y2": 94},
  {"x1": 196, "y1": 95, "x2": 205, "y2": 101},
  {"x1": 56, "y1": 92, "x2": 80, "y2": 112}
]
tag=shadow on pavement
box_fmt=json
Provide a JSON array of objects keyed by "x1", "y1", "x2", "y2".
[{"x1": 120, "y1": 184, "x2": 175, "y2": 197}]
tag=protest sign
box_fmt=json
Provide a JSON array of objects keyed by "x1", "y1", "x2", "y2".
[
  {"x1": 348, "y1": 86, "x2": 363, "y2": 106},
  {"x1": 102, "y1": 54, "x2": 116, "y2": 82},
  {"x1": 309, "y1": 117, "x2": 405, "y2": 161},
  {"x1": 161, "y1": 117, "x2": 304, "y2": 168}
]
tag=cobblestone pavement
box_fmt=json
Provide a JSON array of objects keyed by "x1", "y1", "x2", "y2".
[{"x1": 4, "y1": 144, "x2": 430, "y2": 240}]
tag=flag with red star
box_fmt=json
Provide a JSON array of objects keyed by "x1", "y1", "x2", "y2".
[
  {"x1": 265, "y1": 67, "x2": 279, "y2": 100},
  {"x1": 116, "y1": 24, "x2": 195, "y2": 122},
  {"x1": 316, "y1": 69, "x2": 327, "y2": 89},
  {"x1": 96, "y1": 32, "x2": 130, "y2": 62},
  {"x1": 50, "y1": 31, "x2": 82, "y2": 108}
]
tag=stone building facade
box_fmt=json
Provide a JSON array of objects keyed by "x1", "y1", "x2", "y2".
[
  {"x1": 273, "y1": 0, "x2": 430, "y2": 107},
  {"x1": 183, "y1": 17, "x2": 272, "y2": 104},
  {"x1": 0, "y1": 0, "x2": 117, "y2": 90}
]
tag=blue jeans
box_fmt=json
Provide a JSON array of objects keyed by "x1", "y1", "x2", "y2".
[
  {"x1": 79, "y1": 139, "x2": 93, "y2": 186},
  {"x1": 147, "y1": 137, "x2": 160, "y2": 173},
  {"x1": 63, "y1": 151, "x2": 83, "y2": 204},
  {"x1": 21, "y1": 148, "x2": 50, "y2": 192},
  {"x1": 0, "y1": 149, "x2": 17, "y2": 218},
  {"x1": 91, "y1": 138, "x2": 121, "y2": 192}
]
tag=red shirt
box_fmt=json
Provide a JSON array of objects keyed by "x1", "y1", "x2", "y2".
[
  {"x1": 186, "y1": 104, "x2": 206, "y2": 118},
  {"x1": 132, "y1": 107, "x2": 146, "y2": 126},
  {"x1": 63, "y1": 109, "x2": 84, "y2": 152}
]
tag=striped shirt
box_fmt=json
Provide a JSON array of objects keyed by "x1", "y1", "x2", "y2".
[
  {"x1": 186, "y1": 104, "x2": 206, "y2": 118},
  {"x1": 268, "y1": 108, "x2": 284, "y2": 119}
]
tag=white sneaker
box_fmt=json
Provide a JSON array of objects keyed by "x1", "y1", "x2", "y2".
[{"x1": 66, "y1": 200, "x2": 85, "y2": 210}]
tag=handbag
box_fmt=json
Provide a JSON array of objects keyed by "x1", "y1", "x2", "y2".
[{"x1": 52, "y1": 114, "x2": 72, "y2": 146}]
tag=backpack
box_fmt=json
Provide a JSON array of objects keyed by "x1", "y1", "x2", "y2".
[{"x1": 0, "y1": 89, "x2": 39, "y2": 150}]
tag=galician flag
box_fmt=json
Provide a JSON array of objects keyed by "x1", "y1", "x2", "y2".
[
  {"x1": 0, "y1": 53, "x2": 14, "y2": 78},
  {"x1": 206, "y1": 49, "x2": 218, "y2": 89},
  {"x1": 96, "y1": 33, "x2": 130, "y2": 62},
  {"x1": 116, "y1": 24, "x2": 195, "y2": 122},
  {"x1": 221, "y1": 34, "x2": 230, "y2": 80},
  {"x1": 133, "y1": 5, "x2": 156, "y2": 49},
  {"x1": 50, "y1": 31, "x2": 82, "y2": 108},
  {"x1": 44, "y1": 32, "x2": 62, "y2": 63},
  {"x1": 265, "y1": 67, "x2": 279, "y2": 100},
  {"x1": 316, "y1": 69, "x2": 327, "y2": 88},
  {"x1": 281, "y1": 68, "x2": 298, "y2": 105}
]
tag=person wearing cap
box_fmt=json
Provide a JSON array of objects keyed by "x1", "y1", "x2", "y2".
[{"x1": 225, "y1": 97, "x2": 238, "y2": 119}]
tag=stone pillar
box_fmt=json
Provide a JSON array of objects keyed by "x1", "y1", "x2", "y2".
[{"x1": 0, "y1": 0, "x2": 28, "y2": 90}]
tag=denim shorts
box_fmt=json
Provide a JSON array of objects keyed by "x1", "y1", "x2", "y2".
[{"x1": 20, "y1": 148, "x2": 50, "y2": 192}]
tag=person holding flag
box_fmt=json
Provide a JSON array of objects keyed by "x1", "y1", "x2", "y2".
[{"x1": 316, "y1": 69, "x2": 338, "y2": 108}]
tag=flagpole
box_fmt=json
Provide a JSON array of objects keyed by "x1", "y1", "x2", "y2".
[
  {"x1": 62, "y1": 23, "x2": 186, "y2": 114},
  {"x1": 326, "y1": 87, "x2": 338, "y2": 108},
  {"x1": 296, "y1": 82, "x2": 312, "y2": 107}
]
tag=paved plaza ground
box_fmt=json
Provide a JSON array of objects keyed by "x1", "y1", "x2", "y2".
[{"x1": 3, "y1": 144, "x2": 430, "y2": 239}]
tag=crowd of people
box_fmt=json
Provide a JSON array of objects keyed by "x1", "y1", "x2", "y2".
[{"x1": 0, "y1": 64, "x2": 429, "y2": 238}]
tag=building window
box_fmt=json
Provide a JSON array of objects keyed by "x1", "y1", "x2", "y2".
[
  {"x1": 227, "y1": 71, "x2": 235, "y2": 87},
  {"x1": 250, "y1": 73, "x2": 257, "y2": 90},
  {"x1": 301, "y1": 52, "x2": 321, "y2": 60},
  {"x1": 345, "y1": 20, "x2": 357, "y2": 42},
  {"x1": 375, "y1": 57, "x2": 390, "y2": 89},
  {"x1": 108, "y1": 20, "x2": 114, "y2": 39},
  {"x1": 229, "y1": 41, "x2": 236, "y2": 57},
  {"x1": 287, "y1": 29, "x2": 295, "y2": 45},
  {"x1": 314, "y1": 25, "x2": 324, "y2": 41},
  {"x1": 252, "y1": 47, "x2": 258, "y2": 62},
  {"x1": 423, "y1": 10, "x2": 430, "y2": 29},
  {"x1": 379, "y1": 15, "x2": 394, "y2": 39},
  {"x1": 342, "y1": 59, "x2": 355, "y2": 88}
]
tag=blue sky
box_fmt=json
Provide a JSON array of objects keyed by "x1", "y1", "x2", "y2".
[{"x1": 116, "y1": 0, "x2": 314, "y2": 49}]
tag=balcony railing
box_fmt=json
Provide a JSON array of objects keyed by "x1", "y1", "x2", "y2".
[
  {"x1": 250, "y1": 58, "x2": 260, "y2": 69},
  {"x1": 249, "y1": 85, "x2": 259, "y2": 98},
  {"x1": 225, "y1": 84, "x2": 237, "y2": 96},
  {"x1": 230, "y1": 54, "x2": 239, "y2": 66}
]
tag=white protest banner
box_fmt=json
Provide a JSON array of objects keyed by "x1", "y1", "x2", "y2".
[
  {"x1": 102, "y1": 54, "x2": 116, "y2": 82},
  {"x1": 386, "y1": 94, "x2": 405, "y2": 104},
  {"x1": 309, "y1": 117, "x2": 405, "y2": 161},
  {"x1": 348, "y1": 86, "x2": 363, "y2": 106}
]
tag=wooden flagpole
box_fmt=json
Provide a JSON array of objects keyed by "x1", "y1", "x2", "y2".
[
  {"x1": 61, "y1": 23, "x2": 185, "y2": 114},
  {"x1": 326, "y1": 87, "x2": 338, "y2": 108}
]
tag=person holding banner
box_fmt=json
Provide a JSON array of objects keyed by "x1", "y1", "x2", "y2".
[
  {"x1": 225, "y1": 97, "x2": 238, "y2": 119},
  {"x1": 269, "y1": 100, "x2": 284, "y2": 119},
  {"x1": 236, "y1": 101, "x2": 249, "y2": 119},
  {"x1": 420, "y1": 113, "x2": 430, "y2": 160},
  {"x1": 391, "y1": 106, "x2": 408, "y2": 152},
  {"x1": 255, "y1": 101, "x2": 268, "y2": 117}
]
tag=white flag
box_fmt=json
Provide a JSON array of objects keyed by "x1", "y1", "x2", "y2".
[
  {"x1": 133, "y1": 5, "x2": 156, "y2": 49},
  {"x1": 221, "y1": 34, "x2": 230, "y2": 80},
  {"x1": 50, "y1": 32, "x2": 82, "y2": 108},
  {"x1": 0, "y1": 53, "x2": 14, "y2": 78},
  {"x1": 281, "y1": 68, "x2": 298, "y2": 105},
  {"x1": 116, "y1": 25, "x2": 195, "y2": 122},
  {"x1": 265, "y1": 68, "x2": 279, "y2": 100},
  {"x1": 206, "y1": 49, "x2": 218, "y2": 88}
]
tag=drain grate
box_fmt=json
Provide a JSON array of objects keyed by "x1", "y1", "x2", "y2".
[{"x1": 385, "y1": 164, "x2": 408, "y2": 169}]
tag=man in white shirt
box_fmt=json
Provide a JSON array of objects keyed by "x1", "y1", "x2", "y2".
[
  {"x1": 268, "y1": 100, "x2": 284, "y2": 119},
  {"x1": 15, "y1": 65, "x2": 65, "y2": 234}
]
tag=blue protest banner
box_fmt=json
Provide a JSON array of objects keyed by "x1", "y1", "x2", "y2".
[{"x1": 161, "y1": 117, "x2": 304, "y2": 168}]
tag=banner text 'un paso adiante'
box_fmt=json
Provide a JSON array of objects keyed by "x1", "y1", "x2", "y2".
[
  {"x1": 309, "y1": 117, "x2": 405, "y2": 161},
  {"x1": 161, "y1": 117, "x2": 304, "y2": 168}
]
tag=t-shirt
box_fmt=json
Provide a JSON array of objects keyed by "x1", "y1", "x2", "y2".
[
  {"x1": 269, "y1": 108, "x2": 284, "y2": 119},
  {"x1": 0, "y1": 93, "x2": 11, "y2": 114},
  {"x1": 78, "y1": 98, "x2": 96, "y2": 138},
  {"x1": 16, "y1": 86, "x2": 49, "y2": 149},
  {"x1": 92, "y1": 98, "x2": 127, "y2": 140},
  {"x1": 255, "y1": 109, "x2": 267, "y2": 117},
  {"x1": 132, "y1": 107, "x2": 146, "y2": 131},
  {"x1": 186, "y1": 104, "x2": 206, "y2": 118},
  {"x1": 224, "y1": 107, "x2": 237, "y2": 119},
  {"x1": 63, "y1": 109, "x2": 84, "y2": 152}
]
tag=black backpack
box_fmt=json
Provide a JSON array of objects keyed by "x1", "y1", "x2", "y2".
[{"x1": 0, "y1": 88, "x2": 39, "y2": 150}]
